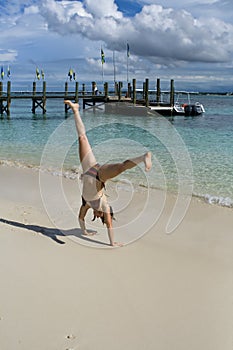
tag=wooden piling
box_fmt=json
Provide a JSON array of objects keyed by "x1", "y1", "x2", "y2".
[
  {"x1": 114, "y1": 82, "x2": 118, "y2": 95},
  {"x1": 0, "y1": 81, "x2": 3, "y2": 115},
  {"x1": 6, "y1": 81, "x2": 11, "y2": 117},
  {"x1": 145, "y1": 78, "x2": 149, "y2": 107},
  {"x1": 127, "y1": 82, "x2": 131, "y2": 98},
  {"x1": 31, "y1": 81, "x2": 46, "y2": 114},
  {"x1": 170, "y1": 79, "x2": 174, "y2": 106},
  {"x1": 64, "y1": 82, "x2": 69, "y2": 113},
  {"x1": 82, "y1": 83, "x2": 85, "y2": 95},
  {"x1": 0, "y1": 81, "x2": 11, "y2": 117},
  {"x1": 42, "y1": 81, "x2": 46, "y2": 114},
  {"x1": 32, "y1": 82, "x2": 36, "y2": 113},
  {"x1": 132, "y1": 78, "x2": 136, "y2": 104},
  {"x1": 104, "y1": 82, "x2": 108, "y2": 98},
  {"x1": 156, "y1": 78, "x2": 161, "y2": 105},
  {"x1": 75, "y1": 82, "x2": 79, "y2": 103}
]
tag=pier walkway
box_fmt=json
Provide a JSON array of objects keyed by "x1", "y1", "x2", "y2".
[{"x1": 0, "y1": 78, "x2": 175, "y2": 117}]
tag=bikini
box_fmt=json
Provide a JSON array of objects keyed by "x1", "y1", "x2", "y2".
[{"x1": 82, "y1": 164, "x2": 106, "y2": 210}]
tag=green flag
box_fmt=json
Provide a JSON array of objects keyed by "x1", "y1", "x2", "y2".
[
  {"x1": 101, "y1": 48, "x2": 105, "y2": 64},
  {"x1": 36, "y1": 67, "x2": 40, "y2": 80},
  {"x1": 1, "y1": 67, "x2": 4, "y2": 80}
]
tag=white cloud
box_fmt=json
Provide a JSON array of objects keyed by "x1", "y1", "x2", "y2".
[
  {"x1": 84, "y1": 0, "x2": 122, "y2": 19},
  {"x1": 0, "y1": 49, "x2": 18, "y2": 63},
  {"x1": 39, "y1": 0, "x2": 233, "y2": 64},
  {"x1": 0, "y1": 0, "x2": 233, "y2": 91}
]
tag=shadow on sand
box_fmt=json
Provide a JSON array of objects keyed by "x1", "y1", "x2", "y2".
[{"x1": 0, "y1": 218, "x2": 110, "y2": 247}]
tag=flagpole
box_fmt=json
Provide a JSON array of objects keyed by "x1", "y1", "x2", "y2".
[
  {"x1": 101, "y1": 47, "x2": 105, "y2": 84},
  {"x1": 113, "y1": 50, "x2": 116, "y2": 84},
  {"x1": 127, "y1": 55, "x2": 129, "y2": 83},
  {"x1": 102, "y1": 62, "x2": 104, "y2": 84},
  {"x1": 126, "y1": 43, "x2": 129, "y2": 83}
]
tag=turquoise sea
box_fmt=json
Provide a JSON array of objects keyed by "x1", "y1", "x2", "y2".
[{"x1": 0, "y1": 93, "x2": 233, "y2": 208}]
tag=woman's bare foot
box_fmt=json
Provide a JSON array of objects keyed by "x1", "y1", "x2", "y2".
[
  {"x1": 64, "y1": 100, "x2": 79, "y2": 112},
  {"x1": 144, "y1": 152, "x2": 152, "y2": 172},
  {"x1": 82, "y1": 230, "x2": 97, "y2": 236},
  {"x1": 111, "y1": 242, "x2": 124, "y2": 247}
]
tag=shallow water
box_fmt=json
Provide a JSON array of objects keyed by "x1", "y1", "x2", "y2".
[{"x1": 0, "y1": 94, "x2": 233, "y2": 207}]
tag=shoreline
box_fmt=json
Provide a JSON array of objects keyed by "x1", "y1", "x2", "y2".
[
  {"x1": 0, "y1": 162, "x2": 232, "y2": 349},
  {"x1": 0, "y1": 158, "x2": 233, "y2": 210}
]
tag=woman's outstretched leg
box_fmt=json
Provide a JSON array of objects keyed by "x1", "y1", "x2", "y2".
[
  {"x1": 64, "y1": 100, "x2": 97, "y2": 172},
  {"x1": 98, "y1": 152, "x2": 152, "y2": 182}
]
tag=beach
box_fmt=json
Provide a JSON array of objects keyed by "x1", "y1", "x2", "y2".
[{"x1": 0, "y1": 165, "x2": 232, "y2": 350}]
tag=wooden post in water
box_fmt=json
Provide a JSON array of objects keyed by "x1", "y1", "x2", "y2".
[
  {"x1": 0, "y1": 81, "x2": 3, "y2": 115},
  {"x1": 6, "y1": 81, "x2": 11, "y2": 117},
  {"x1": 156, "y1": 78, "x2": 161, "y2": 105},
  {"x1": 32, "y1": 81, "x2": 47, "y2": 114},
  {"x1": 64, "y1": 82, "x2": 69, "y2": 113},
  {"x1": 145, "y1": 78, "x2": 149, "y2": 107},
  {"x1": 114, "y1": 82, "x2": 118, "y2": 96},
  {"x1": 75, "y1": 82, "x2": 79, "y2": 103},
  {"x1": 104, "y1": 82, "x2": 108, "y2": 99},
  {"x1": 127, "y1": 82, "x2": 131, "y2": 98},
  {"x1": 32, "y1": 82, "x2": 36, "y2": 113},
  {"x1": 82, "y1": 83, "x2": 85, "y2": 95},
  {"x1": 132, "y1": 78, "x2": 136, "y2": 105},
  {"x1": 170, "y1": 79, "x2": 174, "y2": 107},
  {"x1": 42, "y1": 81, "x2": 46, "y2": 114}
]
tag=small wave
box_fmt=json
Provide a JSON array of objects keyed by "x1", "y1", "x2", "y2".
[
  {"x1": 1, "y1": 159, "x2": 233, "y2": 209},
  {"x1": 0, "y1": 159, "x2": 40, "y2": 171},
  {"x1": 204, "y1": 194, "x2": 233, "y2": 208},
  {"x1": 0, "y1": 159, "x2": 81, "y2": 180}
]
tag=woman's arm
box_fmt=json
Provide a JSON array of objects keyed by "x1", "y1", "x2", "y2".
[{"x1": 104, "y1": 211, "x2": 123, "y2": 247}]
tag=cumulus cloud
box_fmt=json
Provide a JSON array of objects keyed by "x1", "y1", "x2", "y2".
[
  {"x1": 0, "y1": 49, "x2": 18, "y2": 62},
  {"x1": 84, "y1": 0, "x2": 122, "y2": 19},
  {"x1": 40, "y1": 0, "x2": 233, "y2": 64}
]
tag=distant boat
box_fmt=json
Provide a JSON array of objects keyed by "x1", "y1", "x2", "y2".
[
  {"x1": 173, "y1": 92, "x2": 205, "y2": 116},
  {"x1": 149, "y1": 91, "x2": 205, "y2": 116},
  {"x1": 173, "y1": 101, "x2": 205, "y2": 116}
]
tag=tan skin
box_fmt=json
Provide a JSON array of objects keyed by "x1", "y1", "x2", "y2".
[{"x1": 64, "y1": 100, "x2": 152, "y2": 247}]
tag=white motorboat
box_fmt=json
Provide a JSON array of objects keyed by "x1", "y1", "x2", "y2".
[{"x1": 173, "y1": 93, "x2": 205, "y2": 116}]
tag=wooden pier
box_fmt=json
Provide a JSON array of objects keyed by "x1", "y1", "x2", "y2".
[{"x1": 0, "y1": 79, "x2": 175, "y2": 117}]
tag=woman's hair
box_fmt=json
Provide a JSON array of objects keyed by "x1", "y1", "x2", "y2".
[{"x1": 92, "y1": 205, "x2": 115, "y2": 225}]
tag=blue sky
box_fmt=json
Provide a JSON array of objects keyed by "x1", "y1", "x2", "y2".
[{"x1": 0, "y1": 0, "x2": 233, "y2": 92}]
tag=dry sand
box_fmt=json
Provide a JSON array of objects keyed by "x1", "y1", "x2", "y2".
[{"x1": 0, "y1": 165, "x2": 232, "y2": 350}]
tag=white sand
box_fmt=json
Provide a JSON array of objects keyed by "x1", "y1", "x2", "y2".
[{"x1": 0, "y1": 166, "x2": 232, "y2": 350}]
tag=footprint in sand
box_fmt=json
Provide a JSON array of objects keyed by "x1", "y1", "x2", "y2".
[{"x1": 66, "y1": 334, "x2": 75, "y2": 340}]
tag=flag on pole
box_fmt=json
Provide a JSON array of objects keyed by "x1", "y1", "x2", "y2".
[
  {"x1": 68, "y1": 68, "x2": 73, "y2": 81},
  {"x1": 36, "y1": 67, "x2": 40, "y2": 80},
  {"x1": 7, "y1": 66, "x2": 10, "y2": 78},
  {"x1": 127, "y1": 43, "x2": 130, "y2": 57},
  {"x1": 101, "y1": 48, "x2": 105, "y2": 64},
  {"x1": 1, "y1": 67, "x2": 4, "y2": 80},
  {"x1": 41, "y1": 69, "x2": 45, "y2": 80}
]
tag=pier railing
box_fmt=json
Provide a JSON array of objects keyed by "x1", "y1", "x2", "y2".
[{"x1": 0, "y1": 79, "x2": 175, "y2": 117}]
